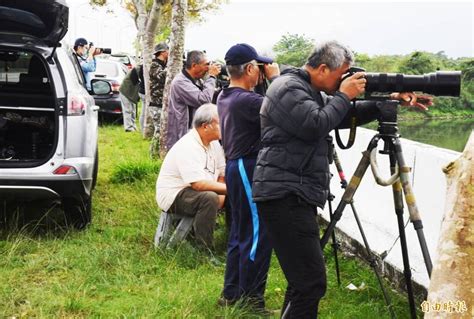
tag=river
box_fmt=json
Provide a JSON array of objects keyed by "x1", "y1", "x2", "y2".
[{"x1": 364, "y1": 118, "x2": 474, "y2": 152}]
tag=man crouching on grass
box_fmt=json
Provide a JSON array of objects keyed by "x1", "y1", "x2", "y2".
[{"x1": 155, "y1": 103, "x2": 226, "y2": 248}]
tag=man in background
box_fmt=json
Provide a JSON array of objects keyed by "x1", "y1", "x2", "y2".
[
  {"x1": 119, "y1": 66, "x2": 140, "y2": 132},
  {"x1": 143, "y1": 42, "x2": 169, "y2": 137},
  {"x1": 165, "y1": 50, "x2": 221, "y2": 151},
  {"x1": 73, "y1": 38, "x2": 100, "y2": 90}
]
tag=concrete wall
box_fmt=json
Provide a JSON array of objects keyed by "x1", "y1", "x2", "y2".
[{"x1": 320, "y1": 127, "x2": 460, "y2": 288}]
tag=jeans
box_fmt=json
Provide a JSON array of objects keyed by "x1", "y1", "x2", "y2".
[{"x1": 120, "y1": 94, "x2": 137, "y2": 131}]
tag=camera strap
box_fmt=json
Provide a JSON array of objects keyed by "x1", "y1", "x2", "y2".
[{"x1": 335, "y1": 101, "x2": 357, "y2": 149}]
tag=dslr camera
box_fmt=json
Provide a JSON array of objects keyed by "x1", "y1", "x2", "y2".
[
  {"x1": 210, "y1": 61, "x2": 229, "y2": 88},
  {"x1": 89, "y1": 42, "x2": 112, "y2": 55}
]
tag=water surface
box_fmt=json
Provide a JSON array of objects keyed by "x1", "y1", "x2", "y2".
[{"x1": 364, "y1": 118, "x2": 474, "y2": 152}]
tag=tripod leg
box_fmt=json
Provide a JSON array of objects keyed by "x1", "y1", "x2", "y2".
[
  {"x1": 332, "y1": 146, "x2": 395, "y2": 317},
  {"x1": 393, "y1": 138, "x2": 433, "y2": 276},
  {"x1": 349, "y1": 201, "x2": 396, "y2": 319},
  {"x1": 321, "y1": 147, "x2": 375, "y2": 248},
  {"x1": 390, "y1": 153, "x2": 417, "y2": 319},
  {"x1": 327, "y1": 191, "x2": 341, "y2": 286}
]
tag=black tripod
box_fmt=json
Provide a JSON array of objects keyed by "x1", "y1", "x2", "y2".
[
  {"x1": 326, "y1": 136, "x2": 396, "y2": 319},
  {"x1": 321, "y1": 100, "x2": 433, "y2": 319}
]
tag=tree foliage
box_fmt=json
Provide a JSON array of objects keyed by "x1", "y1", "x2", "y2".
[
  {"x1": 399, "y1": 51, "x2": 438, "y2": 74},
  {"x1": 89, "y1": 0, "x2": 225, "y2": 142},
  {"x1": 273, "y1": 33, "x2": 314, "y2": 67},
  {"x1": 273, "y1": 34, "x2": 473, "y2": 112}
]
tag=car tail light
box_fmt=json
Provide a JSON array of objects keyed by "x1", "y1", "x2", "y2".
[
  {"x1": 53, "y1": 165, "x2": 78, "y2": 175},
  {"x1": 126, "y1": 64, "x2": 132, "y2": 70},
  {"x1": 110, "y1": 80, "x2": 120, "y2": 93},
  {"x1": 67, "y1": 94, "x2": 87, "y2": 116}
]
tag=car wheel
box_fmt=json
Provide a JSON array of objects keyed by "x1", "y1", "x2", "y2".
[
  {"x1": 63, "y1": 195, "x2": 92, "y2": 230},
  {"x1": 92, "y1": 148, "x2": 99, "y2": 190}
]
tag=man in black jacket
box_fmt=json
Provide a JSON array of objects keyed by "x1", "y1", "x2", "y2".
[{"x1": 252, "y1": 41, "x2": 432, "y2": 318}]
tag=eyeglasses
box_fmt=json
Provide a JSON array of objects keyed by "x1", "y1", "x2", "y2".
[
  {"x1": 247, "y1": 62, "x2": 265, "y2": 70},
  {"x1": 204, "y1": 151, "x2": 216, "y2": 175}
]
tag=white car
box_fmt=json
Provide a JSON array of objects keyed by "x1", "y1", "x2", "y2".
[
  {"x1": 92, "y1": 59, "x2": 128, "y2": 117},
  {"x1": 0, "y1": 0, "x2": 111, "y2": 228}
]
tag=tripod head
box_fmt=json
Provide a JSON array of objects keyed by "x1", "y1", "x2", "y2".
[{"x1": 372, "y1": 100, "x2": 401, "y2": 155}]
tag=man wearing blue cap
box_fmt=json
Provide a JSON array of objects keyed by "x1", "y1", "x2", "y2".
[
  {"x1": 217, "y1": 43, "x2": 279, "y2": 311},
  {"x1": 73, "y1": 38, "x2": 99, "y2": 90}
]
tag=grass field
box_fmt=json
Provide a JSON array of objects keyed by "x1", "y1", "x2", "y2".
[{"x1": 0, "y1": 124, "x2": 422, "y2": 318}]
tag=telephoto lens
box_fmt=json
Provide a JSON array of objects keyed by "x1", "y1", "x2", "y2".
[{"x1": 365, "y1": 71, "x2": 461, "y2": 97}]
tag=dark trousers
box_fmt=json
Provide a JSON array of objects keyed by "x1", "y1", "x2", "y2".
[
  {"x1": 168, "y1": 187, "x2": 219, "y2": 248},
  {"x1": 223, "y1": 157, "x2": 272, "y2": 306},
  {"x1": 257, "y1": 195, "x2": 327, "y2": 318}
]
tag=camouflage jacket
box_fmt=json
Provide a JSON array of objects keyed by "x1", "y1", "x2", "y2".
[{"x1": 149, "y1": 58, "x2": 167, "y2": 107}]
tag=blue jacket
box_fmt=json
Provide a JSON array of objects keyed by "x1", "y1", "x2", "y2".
[{"x1": 78, "y1": 55, "x2": 96, "y2": 90}]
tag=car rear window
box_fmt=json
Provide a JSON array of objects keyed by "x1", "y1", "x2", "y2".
[
  {"x1": 96, "y1": 62, "x2": 118, "y2": 77},
  {"x1": 0, "y1": 51, "x2": 50, "y2": 95},
  {"x1": 109, "y1": 56, "x2": 129, "y2": 64},
  {"x1": 0, "y1": 51, "x2": 48, "y2": 84}
]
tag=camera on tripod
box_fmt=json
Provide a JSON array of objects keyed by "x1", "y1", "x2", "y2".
[
  {"x1": 89, "y1": 42, "x2": 112, "y2": 55},
  {"x1": 345, "y1": 67, "x2": 461, "y2": 98}
]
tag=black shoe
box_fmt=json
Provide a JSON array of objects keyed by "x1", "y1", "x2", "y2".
[
  {"x1": 253, "y1": 307, "x2": 278, "y2": 317},
  {"x1": 217, "y1": 296, "x2": 238, "y2": 307}
]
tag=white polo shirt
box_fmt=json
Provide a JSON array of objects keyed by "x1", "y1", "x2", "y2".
[{"x1": 156, "y1": 129, "x2": 226, "y2": 211}]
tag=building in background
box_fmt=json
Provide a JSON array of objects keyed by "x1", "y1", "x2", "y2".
[{"x1": 65, "y1": 0, "x2": 137, "y2": 55}]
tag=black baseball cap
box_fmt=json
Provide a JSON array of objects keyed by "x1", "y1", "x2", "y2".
[
  {"x1": 225, "y1": 43, "x2": 272, "y2": 66},
  {"x1": 74, "y1": 38, "x2": 88, "y2": 47}
]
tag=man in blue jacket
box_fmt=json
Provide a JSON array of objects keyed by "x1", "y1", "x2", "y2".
[
  {"x1": 73, "y1": 37, "x2": 99, "y2": 90},
  {"x1": 217, "y1": 43, "x2": 279, "y2": 311}
]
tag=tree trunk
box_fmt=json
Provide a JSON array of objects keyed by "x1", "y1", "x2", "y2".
[
  {"x1": 156, "y1": 0, "x2": 187, "y2": 158},
  {"x1": 425, "y1": 131, "x2": 474, "y2": 318},
  {"x1": 134, "y1": 0, "x2": 164, "y2": 139}
]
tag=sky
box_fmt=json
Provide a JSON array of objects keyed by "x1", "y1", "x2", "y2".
[
  {"x1": 185, "y1": 0, "x2": 473, "y2": 61},
  {"x1": 65, "y1": 0, "x2": 473, "y2": 60},
  {"x1": 65, "y1": 0, "x2": 137, "y2": 53}
]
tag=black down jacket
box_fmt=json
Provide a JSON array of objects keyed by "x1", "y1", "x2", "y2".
[{"x1": 252, "y1": 67, "x2": 380, "y2": 208}]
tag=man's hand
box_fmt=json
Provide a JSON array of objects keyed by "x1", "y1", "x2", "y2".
[
  {"x1": 88, "y1": 45, "x2": 97, "y2": 59},
  {"x1": 218, "y1": 195, "x2": 225, "y2": 209},
  {"x1": 264, "y1": 63, "x2": 280, "y2": 80},
  {"x1": 339, "y1": 71, "x2": 366, "y2": 100},
  {"x1": 191, "y1": 180, "x2": 227, "y2": 195},
  {"x1": 209, "y1": 63, "x2": 221, "y2": 77},
  {"x1": 390, "y1": 92, "x2": 434, "y2": 111}
]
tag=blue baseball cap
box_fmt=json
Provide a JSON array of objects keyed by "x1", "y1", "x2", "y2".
[
  {"x1": 74, "y1": 38, "x2": 88, "y2": 47},
  {"x1": 224, "y1": 43, "x2": 273, "y2": 66}
]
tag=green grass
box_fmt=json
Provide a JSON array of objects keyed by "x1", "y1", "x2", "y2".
[{"x1": 0, "y1": 124, "x2": 421, "y2": 318}]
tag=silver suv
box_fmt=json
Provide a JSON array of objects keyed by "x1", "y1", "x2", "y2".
[{"x1": 0, "y1": 0, "x2": 110, "y2": 228}]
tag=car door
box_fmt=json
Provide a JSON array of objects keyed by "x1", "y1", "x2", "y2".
[{"x1": 55, "y1": 48, "x2": 98, "y2": 189}]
